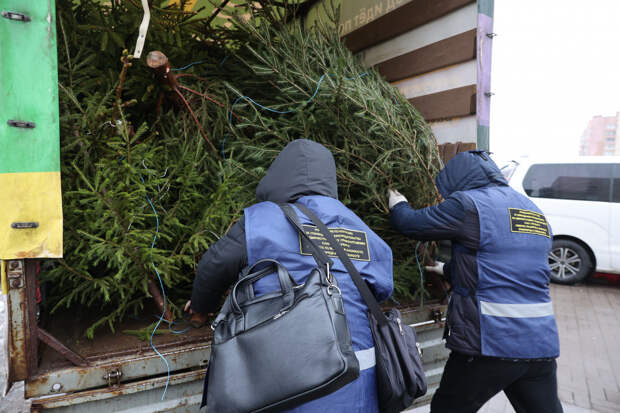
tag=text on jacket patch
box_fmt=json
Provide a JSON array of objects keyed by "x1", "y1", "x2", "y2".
[
  {"x1": 508, "y1": 208, "x2": 550, "y2": 238},
  {"x1": 299, "y1": 225, "x2": 371, "y2": 261}
]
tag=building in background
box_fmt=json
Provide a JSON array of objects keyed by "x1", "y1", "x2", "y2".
[{"x1": 579, "y1": 113, "x2": 619, "y2": 156}]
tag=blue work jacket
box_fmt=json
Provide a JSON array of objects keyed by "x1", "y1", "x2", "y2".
[
  {"x1": 245, "y1": 195, "x2": 393, "y2": 412},
  {"x1": 390, "y1": 151, "x2": 559, "y2": 359}
]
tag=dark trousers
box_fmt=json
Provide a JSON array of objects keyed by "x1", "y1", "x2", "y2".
[{"x1": 431, "y1": 352, "x2": 563, "y2": 413}]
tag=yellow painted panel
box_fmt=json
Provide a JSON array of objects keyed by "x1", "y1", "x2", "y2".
[{"x1": 0, "y1": 172, "x2": 63, "y2": 259}]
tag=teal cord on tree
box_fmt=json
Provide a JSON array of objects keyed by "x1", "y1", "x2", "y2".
[
  {"x1": 142, "y1": 175, "x2": 171, "y2": 400},
  {"x1": 415, "y1": 241, "x2": 425, "y2": 308},
  {"x1": 228, "y1": 72, "x2": 368, "y2": 126}
]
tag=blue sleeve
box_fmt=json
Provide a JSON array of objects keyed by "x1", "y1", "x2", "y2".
[
  {"x1": 366, "y1": 244, "x2": 393, "y2": 303},
  {"x1": 389, "y1": 197, "x2": 466, "y2": 241}
]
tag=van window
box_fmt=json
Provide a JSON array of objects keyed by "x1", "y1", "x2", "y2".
[
  {"x1": 613, "y1": 164, "x2": 620, "y2": 203},
  {"x1": 523, "y1": 163, "x2": 612, "y2": 202}
]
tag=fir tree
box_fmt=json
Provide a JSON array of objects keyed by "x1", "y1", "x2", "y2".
[{"x1": 44, "y1": 0, "x2": 442, "y2": 337}]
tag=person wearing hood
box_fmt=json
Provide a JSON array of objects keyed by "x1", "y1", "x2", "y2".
[
  {"x1": 388, "y1": 151, "x2": 562, "y2": 413},
  {"x1": 188, "y1": 139, "x2": 393, "y2": 412}
]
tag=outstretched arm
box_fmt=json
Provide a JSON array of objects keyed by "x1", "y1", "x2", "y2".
[
  {"x1": 389, "y1": 197, "x2": 466, "y2": 241},
  {"x1": 190, "y1": 217, "x2": 247, "y2": 315}
]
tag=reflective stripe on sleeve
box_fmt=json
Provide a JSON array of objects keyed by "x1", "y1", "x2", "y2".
[
  {"x1": 355, "y1": 347, "x2": 376, "y2": 370},
  {"x1": 480, "y1": 301, "x2": 554, "y2": 318}
]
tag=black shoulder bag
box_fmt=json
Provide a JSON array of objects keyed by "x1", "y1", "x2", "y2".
[
  {"x1": 202, "y1": 204, "x2": 359, "y2": 412},
  {"x1": 294, "y1": 203, "x2": 428, "y2": 413}
]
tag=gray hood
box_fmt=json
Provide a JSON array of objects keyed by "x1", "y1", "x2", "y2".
[{"x1": 256, "y1": 139, "x2": 338, "y2": 203}]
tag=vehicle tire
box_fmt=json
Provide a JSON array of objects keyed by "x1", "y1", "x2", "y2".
[{"x1": 548, "y1": 239, "x2": 593, "y2": 285}]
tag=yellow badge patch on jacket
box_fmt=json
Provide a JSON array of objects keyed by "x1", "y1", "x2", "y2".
[
  {"x1": 299, "y1": 225, "x2": 371, "y2": 261},
  {"x1": 509, "y1": 208, "x2": 550, "y2": 238}
]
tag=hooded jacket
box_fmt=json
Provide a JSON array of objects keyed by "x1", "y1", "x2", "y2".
[
  {"x1": 190, "y1": 140, "x2": 344, "y2": 314},
  {"x1": 390, "y1": 151, "x2": 559, "y2": 359},
  {"x1": 192, "y1": 139, "x2": 393, "y2": 412}
]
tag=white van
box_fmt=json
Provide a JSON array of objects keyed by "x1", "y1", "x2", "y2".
[{"x1": 502, "y1": 157, "x2": 620, "y2": 284}]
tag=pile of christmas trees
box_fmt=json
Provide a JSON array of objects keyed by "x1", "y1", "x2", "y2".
[{"x1": 45, "y1": 0, "x2": 442, "y2": 337}]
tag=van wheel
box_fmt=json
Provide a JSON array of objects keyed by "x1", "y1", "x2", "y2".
[{"x1": 548, "y1": 239, "x2": 592, "y2": 284}]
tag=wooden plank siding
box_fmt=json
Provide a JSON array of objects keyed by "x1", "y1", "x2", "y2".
[
  {"x1": 438, "y1": 141, "x2": 477, "y2": 164},
  {"x1": 360, "y1": 3, "x2": 477, "y2": 67},
  {"x1": 343, "y1": 0, "x2": 476, "y2": 53},
  {"x1": 333, "y1": 0, "x2": 489, "y2": 149},
  {"x1": 376, "y1": 29, "x2": 476, "y2": 82},
  {"x1": 430, "y1": 115, "x2": 476, "y2": 145},
  {"x1": 408, "y1": 85, "x2": 476, "y2": 122},
  {"x1": 392, "y1": 60, "x2": 476, "y2": 100}
]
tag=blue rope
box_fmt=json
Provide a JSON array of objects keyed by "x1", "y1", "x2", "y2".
[
  {"x1": 229, "y1": 93, "x2": 298, "y2": 124},
  {"x1": 142, "y1": 176, "x2": 171, "y2": 400},
  {"x1": 221, "y1": 134, "x2": 229, "y2": 159},
  {"x1": 154, "y1": 314, "x2": 195, "y2": 335},
  {"x1": 222, "y1": 72, "x2": 369, "y2": 157},
  {"x1": 414, "y1": 241, "x2": 425, "y2": 306},
  {"x1": 172, "y1": 56, "x2": 229, "y2": 72},
  {"x1": 171, "y1": 60, "x2": 207, "y2": 71},
  {"x1": 306, "y1": 73, "x2": 328, "y2": 105},
  {"x1": 169, "y1": 320, "x2": 192, "y2": 335},
  {"x1": 228, "y1": 72, "x2": 368, "y2": 126}
]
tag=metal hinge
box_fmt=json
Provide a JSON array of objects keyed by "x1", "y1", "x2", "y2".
[
  {"x1": 7, "y1": 260, "x2": 24, "y2": 289},
  {"x1": 11, "y1": 222, "x2": 39, "y2": 229},
  {"x1": 103, "y1": 368, "x2": 123, "y2": 387},
  {"x1": 7, "y1": 120, "x2": 36, "y2": 129},
  {"x1": 1, "y1": 11, "x2": 31, "y2": 22}
]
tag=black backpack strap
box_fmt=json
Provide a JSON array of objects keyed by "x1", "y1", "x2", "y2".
[
  {"x1": 279, "y1": 204, "x2": 333, "y2": 269},
  {"x1": 294, "y1": 203, "x2": 388, "y2": 326}
]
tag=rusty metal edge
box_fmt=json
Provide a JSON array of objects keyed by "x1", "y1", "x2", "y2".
[
  {"x1": 24, "y1": 302, "x2": 445, "y2": 400},
  {"x1": 25, "y1": 260, "x2": 39, "y2": 377},
  {"x1": 83, "y1": 330, "x2": 213, "y2": 362},
  {"x1": 37, "y1": 327, "x2": 88, "y2": 367},
  {"x1": 30, "y1": 369, "x2": 204, "y2": 409},
  {"x1": 1, "y1": 259, "x2": 8, "y2": 295},
  {"x1": 25, "y1": 306, "x2": 448, "y2": 409},
  {"x1": 25, "y1": 342, "x2": 211, "y2": 398},
  {"x1": 7, "y1": 260, "x2": 28, "y2": 382}
]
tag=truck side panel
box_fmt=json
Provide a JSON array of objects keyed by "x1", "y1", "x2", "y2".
[{"x1": 0, "y1": 0, "x2": 63, "y2": 260}]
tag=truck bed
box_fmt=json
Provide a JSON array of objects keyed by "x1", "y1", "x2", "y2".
[{"x1": 38, "y1": 304, "x2": 213, "y2": 373}]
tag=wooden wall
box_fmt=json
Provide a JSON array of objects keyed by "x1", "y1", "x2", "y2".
[{"x1": 335, "y1": 0, "x2": 495, "y2": 153}]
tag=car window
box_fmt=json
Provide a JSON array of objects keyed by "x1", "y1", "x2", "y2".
[
  {"x1": 523, "y1": 163, "x2": 612, "y2": 202},
  {"x1": 613, "y1": 164, "x2": 620, "y2": 203}
]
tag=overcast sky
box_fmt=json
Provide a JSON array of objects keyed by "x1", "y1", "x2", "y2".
[{"x1": 490, "y1": 0, "x2": 620, "y2": 162}]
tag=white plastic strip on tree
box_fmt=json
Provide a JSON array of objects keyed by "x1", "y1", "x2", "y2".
[
  {"x1": 480, "y1": 301, "x2": 555, "y2": 318},
  {"x1": 133, "y1": 0, "x2": 151, "y2": 59}
]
